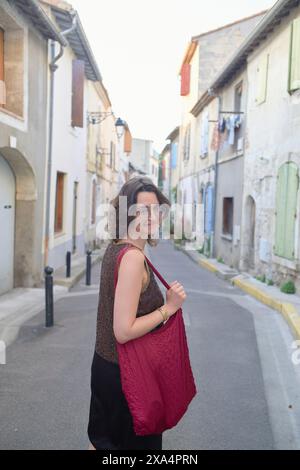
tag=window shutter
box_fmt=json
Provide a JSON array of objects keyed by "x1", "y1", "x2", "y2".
[
  {"x1": 71, "y1": 59, "x2": 85, "y2": 127},
  {"x1": 110, "y1": 141, "x2": 113, "y2": 167},
  {"x1": 171, "y1": 142, "x2": 178, "y2": 168},
  {"x1": 284, "y1": 162, "x2": 298, "y2": 259},
  {"x1": 162, "y1": 159, "x2": 166, "y2": 179},
  {"x1": 124, "y1": 128, "x2": 132, "y2": 153},
  {"x1": 256, "y1": 54, "x2": 269, "y2": 104},
  {"x1": 204, "y1": 185, "x2": 213, "y2": 234},
  {"x1": 91, "y1": 180, "x2": 96, "y2": 225},
  {"x1": 289, "y1": 17, "x2": 300, "y2": 92},
  {"x1": 186, "y1": 124, "x2": 190, "y2": 159},
  {"x1": 275, "y1": 164, "x2": 288, "y2": 256},
  {"x1": 274, "y1": 162, "x2": 298, "y2": 259},
  {"x1": 180, "y1": 63, "x2": 191, "y2": 96},
  {"x1": 55, "y1": 173, "x2": 64, "y2": 232}
]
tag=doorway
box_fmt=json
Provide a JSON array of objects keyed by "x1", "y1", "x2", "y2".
[{"x1": 0, "y1": 155, "x2": 15, "y2": 294}]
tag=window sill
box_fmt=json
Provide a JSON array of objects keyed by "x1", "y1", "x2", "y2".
[
  {"x1": 69, "y1": 126, "x2": 81, "y2": 137},
  {"x1": 0, "y1": 107, "x2": 24, "y2": 121},
  {"x1": 54, "y1": 230, "x2": 66, "y2": 239},
  {"x1": 219, "y1": 150, "x2": 244, "y2": 163},
  {"x1": 272, "y1": 253, "x2": 299, "y2": 271},
  {"x1": 221, "y1": 233, "x2": 233, "y2": 241}
]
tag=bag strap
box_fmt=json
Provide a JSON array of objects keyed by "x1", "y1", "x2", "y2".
[
  {"x1": 143, "y1": 254, "x2": 170, "y2": 290},
  {"x1": 114, "y1": 245, "x2": 170, "y2": 290}
]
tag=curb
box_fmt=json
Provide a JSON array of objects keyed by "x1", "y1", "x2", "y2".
[
  {"x1": 198, "y1": 257, "x2": 219, "y2": 273},
  {"x1": 53, "y1": 251, "x2": 103, "y2": 289},
  {"x1": 233, "y1": 277, "x2": 300, "y2": 341},
  {"x1": 174, "y1": 241, "x2": 300, "y2": 341}
]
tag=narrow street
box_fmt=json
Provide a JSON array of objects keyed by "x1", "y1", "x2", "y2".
[{"x1": 1, "y1": 240, "x2": 300, "y2": 450}]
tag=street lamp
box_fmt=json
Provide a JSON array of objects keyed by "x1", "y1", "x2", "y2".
[
  {"x1": 115, "y1": 117, "x2": 125, "y2": 139},
  {"x1": 87, "y1": 111, "x2": 125, "y2": 140}
]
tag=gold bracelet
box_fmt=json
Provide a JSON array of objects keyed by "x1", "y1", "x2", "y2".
[{"x1": 157, "y1": 306, "x2": 169, "y2": 322}]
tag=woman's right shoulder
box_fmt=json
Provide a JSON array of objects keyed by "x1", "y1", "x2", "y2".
[{"x1": 117, "y1": 247, "x2": 145, "y2": 273}]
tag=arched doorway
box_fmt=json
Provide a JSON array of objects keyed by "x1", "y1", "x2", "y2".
[
  {"x1": 0, "y1": 155, "x2": 15, "y2": 294},
  {"x1": 0, "y1": 147, "x2": 36, "y2": 294}
]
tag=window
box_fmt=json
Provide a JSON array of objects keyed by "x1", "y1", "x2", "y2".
[
  {"x1": 200, "y1": 111, "x2": 209, "y2": 157},
  {"x1": 222, "y1": 197, "x2": 233, "y2": 236},
  {"x1": 183, "y1": 124, "x2": 191, "y2": 160},
  {"x1": 71, "y1": 59, "x2": 85, "y2": 127},
  {"x1": 274, "y1": 162, "x2": 298, "y2": 259},
  {"x1": 288, "y1": 16, "x2": 300, "y2": 93},
  {"x1": 109, "y1": 141, "x2": 113, "y2": 168},
  {"x1": 161, "y1": 159, "x2": 166, "y2": 179},
  {"x1": 109, "y1": 141, "x2": 116, "y2": 169},
  {"x1": 255, "y1": 55, "x2": 269, "y2": 104},
  {"x1": 234, "y1": 82, "x2": 243, "y2": 111},
  {"x1": 0, "y1": 9, "x2": 25, "y2": 117},
  {"x1": 91, "y1": 180, "x2": 97, "y2": 225},
  {"x1": 233, "y1": 81, "x2": 244, "y2": 152},
  {"x1": 54, "y1": 172, "x2": 65, "y2": 233},
  {"x1": 110, "y1": 141, "x2": 116, "y2": 170},
  {"x1": 171, "y1": 142, "x2": 178, "y2": 168}
]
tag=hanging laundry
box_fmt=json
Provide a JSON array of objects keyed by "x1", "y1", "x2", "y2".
[
  {"x1": 226, "y1": 114, "x2": 236, "y2": 145},
  {"x1": 218, "y1": 116, "x2": 226, "y2": 133},
  {"x1": 234, "y1": 113, "x2": 243, "y2": 128}
]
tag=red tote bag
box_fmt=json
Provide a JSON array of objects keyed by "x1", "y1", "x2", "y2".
[{"x1": 114, "y1": 246, "x2": 197, "y2": 436}]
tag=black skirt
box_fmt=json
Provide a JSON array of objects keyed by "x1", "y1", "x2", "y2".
[{"x1": 87, "y1": 349, "x2": 163, "y2": 450}]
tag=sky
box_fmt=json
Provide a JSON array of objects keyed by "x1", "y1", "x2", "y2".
[{"x1": 70, "y1": 0, "x2": 276, "y2": 153}]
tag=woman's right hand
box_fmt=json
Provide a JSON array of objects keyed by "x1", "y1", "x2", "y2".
[{"x1": 166, "y1": 281, "x2": 187, "y2": 316}]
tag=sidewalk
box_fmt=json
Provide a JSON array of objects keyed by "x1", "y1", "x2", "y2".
[
  {"x1": 50, "y1": 245, "x2": 107, "y2": 288},
  {"x1": 0, "y1": 244, "x2": 107, "y2": 348},
  {"x1": 175, "y1": 240, "x2": 300, "y2": 341}
]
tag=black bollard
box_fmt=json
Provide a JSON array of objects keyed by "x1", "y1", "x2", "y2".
[
  {"x1": 86, "y1": 250, "x2": 92, "y2": 286},
  {"x1": 66, "y1": 251, "x2": 71, "y2": 278},
  {"x1": 44, "y1": 266, "x2": 54, "y2": 327}
]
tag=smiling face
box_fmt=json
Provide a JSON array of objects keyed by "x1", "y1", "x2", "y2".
[{"x1": 133, "y1": 191, "x2": 161, "y2": 239}]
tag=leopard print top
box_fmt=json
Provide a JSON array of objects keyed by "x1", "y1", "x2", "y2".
[{"x1": 94, "y1": 241, "x2": 165, "y2": 364}]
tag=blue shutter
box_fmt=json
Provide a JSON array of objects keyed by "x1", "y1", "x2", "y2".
[
  {"x1": 204, "y1": 185, "x2": 213, "y2": 234},
  {"x1": 171, "y1": 143, "x2": 178, "y2": 168}
]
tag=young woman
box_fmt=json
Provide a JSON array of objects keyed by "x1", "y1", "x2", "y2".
[{"x1": 87, "y1": 176, "x2": 187, "y2": 450}]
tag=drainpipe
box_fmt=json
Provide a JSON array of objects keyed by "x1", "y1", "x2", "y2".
[
  {"x1": 44, "y1": 10, "x2": 77, "y2": 266},
  {"x1": 209, "y1": 87, "x2": 222, "y2": 259}
]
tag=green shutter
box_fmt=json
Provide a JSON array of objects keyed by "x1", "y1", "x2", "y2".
[
  {"x1": 274, "y1": 162, "x2": 298, "y2": 259},
  {"x1": 284, "y1": 162, "x2": 298, "y2": 259},
  {"x1": 274, "y1": 164, "x2": 288, "y2": 257},
  {"x1": 288, "y1": 17, "x2": 300, "y2": 92},
  {"x1": 256, "y1": 54, "x2": 269, "y2": 104}
]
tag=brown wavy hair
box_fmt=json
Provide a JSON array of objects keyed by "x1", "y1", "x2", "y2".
[{"x1": 108, "y1": 176, "x2": 171, "y2": 247}]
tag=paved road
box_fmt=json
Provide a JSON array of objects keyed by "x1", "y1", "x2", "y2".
[{"x1": 1, "y1": 240, "x2": 300, "y2": 449}]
